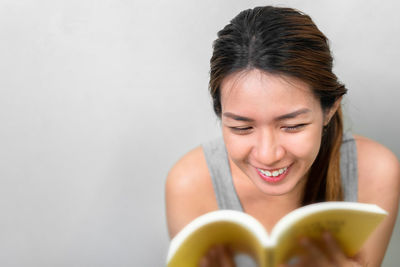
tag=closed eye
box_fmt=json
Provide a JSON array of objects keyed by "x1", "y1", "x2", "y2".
[
  {"x1": 283, "y1": 124, "x2": 308, "y2": 132},
  {"x1": 229, "y1": 126, "x2": 253, "y2": 134}
]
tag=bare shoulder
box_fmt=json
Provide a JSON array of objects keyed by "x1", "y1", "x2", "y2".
[
  {"x1": 354, "y1": 134, "x2": 400, "y2": 200},
  {"x1": 165, "y1": 146, "x2": 218, "y2": 238},
  {"x1": 353, "y1": 135, "x2": 400, "y2": 265},
  {"x1": 354, "y1": 134, "x2": 400, "y2": 203}
]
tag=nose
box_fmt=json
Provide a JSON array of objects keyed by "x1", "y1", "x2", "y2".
[{"x1": 253, "y1": 129, "x2": 285, "y2": 166}]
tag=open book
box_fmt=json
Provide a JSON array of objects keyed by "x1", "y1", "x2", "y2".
[{"x1": 167, "y1": 202, "x2": 387, "y2": 267}]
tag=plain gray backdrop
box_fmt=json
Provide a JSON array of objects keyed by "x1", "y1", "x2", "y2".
[{"x1": 0, "y1": 0, "x2": 399, "y2": 266}]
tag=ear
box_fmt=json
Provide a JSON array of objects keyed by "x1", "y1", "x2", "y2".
[{"x1": 324, "y1": 97, "x2": 342, "y2": 126}]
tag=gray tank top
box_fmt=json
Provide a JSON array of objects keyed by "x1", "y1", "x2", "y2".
[{"x1": 202, "y1": 132, "x2": 358, "y2": 211}]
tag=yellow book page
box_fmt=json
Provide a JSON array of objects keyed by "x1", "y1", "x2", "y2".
[
  {"x1": 167, "y1": 221, "x2": 268, "y2": 267},
  {"x1": 271, "y1": 209, "x2": 386, "y2": 266}
]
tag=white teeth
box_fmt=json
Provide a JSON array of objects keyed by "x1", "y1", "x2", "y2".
[{"x1": 258, "y1": 167, "x2": 288, "y2": 177}]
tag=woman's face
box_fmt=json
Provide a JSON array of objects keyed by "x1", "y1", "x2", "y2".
[{"x1": 220, "y1": 69, "x2": 326, "y2": 196}]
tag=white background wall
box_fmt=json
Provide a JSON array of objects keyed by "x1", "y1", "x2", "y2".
[{"x1": 0, "y1": 0, "x2": 399, "y2": 266}]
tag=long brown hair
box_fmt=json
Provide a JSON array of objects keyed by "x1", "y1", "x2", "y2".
[{"x1": 209, "y1": 6, "x2": 347, "y2": 204}]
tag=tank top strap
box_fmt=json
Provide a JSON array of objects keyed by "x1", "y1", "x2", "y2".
[
  {"x1": 340, "y1": 132, "x2": 358, "y2": 202},
  {"x1": 202, "y1": 137, "x2": 243, "y2": 211}
]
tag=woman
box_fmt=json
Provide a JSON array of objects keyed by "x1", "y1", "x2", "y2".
[{"x1": 165, "y1": 6, "x2": 400, "y2": 267}]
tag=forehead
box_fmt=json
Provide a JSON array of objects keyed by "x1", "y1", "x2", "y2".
[{"x1": 220, "y1": 69, "x2": 320, "y2": 112}]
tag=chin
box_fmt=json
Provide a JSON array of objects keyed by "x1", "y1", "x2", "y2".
[{"x1": 257, "y1": 184, "x2": 295, "y2": 196}]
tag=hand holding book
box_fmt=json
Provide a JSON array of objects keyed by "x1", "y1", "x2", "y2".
[
  {"x1": 279, "y1": 232, "x2": 363, "y2": 267},
  {"x1": 197, "y1": 232, "x2": 362, "y2": 267},
  {"x1": 167, "y1": 202, "x2": 387, "y2": 267}
]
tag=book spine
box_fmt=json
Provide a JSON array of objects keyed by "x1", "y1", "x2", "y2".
[{"x1": 268, "y1": 249, "x2": 274, "y2": 267}]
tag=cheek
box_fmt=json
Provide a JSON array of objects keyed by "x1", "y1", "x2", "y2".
[
  {"x1": 284, "y1": 128, "x2": 322, "y2": 163},
  {"x1": 222, "y1": 129, "x2": 251, "y2": 162}
]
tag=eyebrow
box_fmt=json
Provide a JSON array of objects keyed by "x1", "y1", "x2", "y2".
[
  {"x1": 222, "y1": 112, "x2": 254, "y2": 122},
  {"x1": 275, "y1": 108, "x2": 311, "y2": 121},
  {"x1": 222, "y1": 108, "x2": 311, "y2": 122}
]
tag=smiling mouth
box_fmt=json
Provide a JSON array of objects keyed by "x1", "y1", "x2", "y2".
[
  {"x1": 255, "y1": 165, "x2": 291, "y2": 183},
  {"x1": 256, "y1": 166, "x2": 288, "y2": 177}
]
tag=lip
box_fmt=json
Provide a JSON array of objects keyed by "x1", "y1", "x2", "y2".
[{"x1": 255, "y1": 164, "x2": 291, "y2": 183}]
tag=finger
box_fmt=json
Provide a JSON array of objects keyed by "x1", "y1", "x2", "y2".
[
  {"x1": 295, "y1": 254, "x2": 317, "y2": 267},
  {"x1": 300, "y1": 238, "x2": 323, "y2": 260},
  {"x1": 199, "y1": 245, "x2": 235, "y2": 267},
  {"x1": 300, "y1": 238, "x2": 332, "y2": 266},
  {"x1": 198, "y1": 256, "x2": 208, "y2": 267},
  {"x1": 217, "y1": 245, "x2": 235, "y2": 267},
  {"x1": 322, "y1": 232, "x2": 347, "y2": 263},
  {"x1": 199, "y1": 246, "x2": 217, "y2": 267}
]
